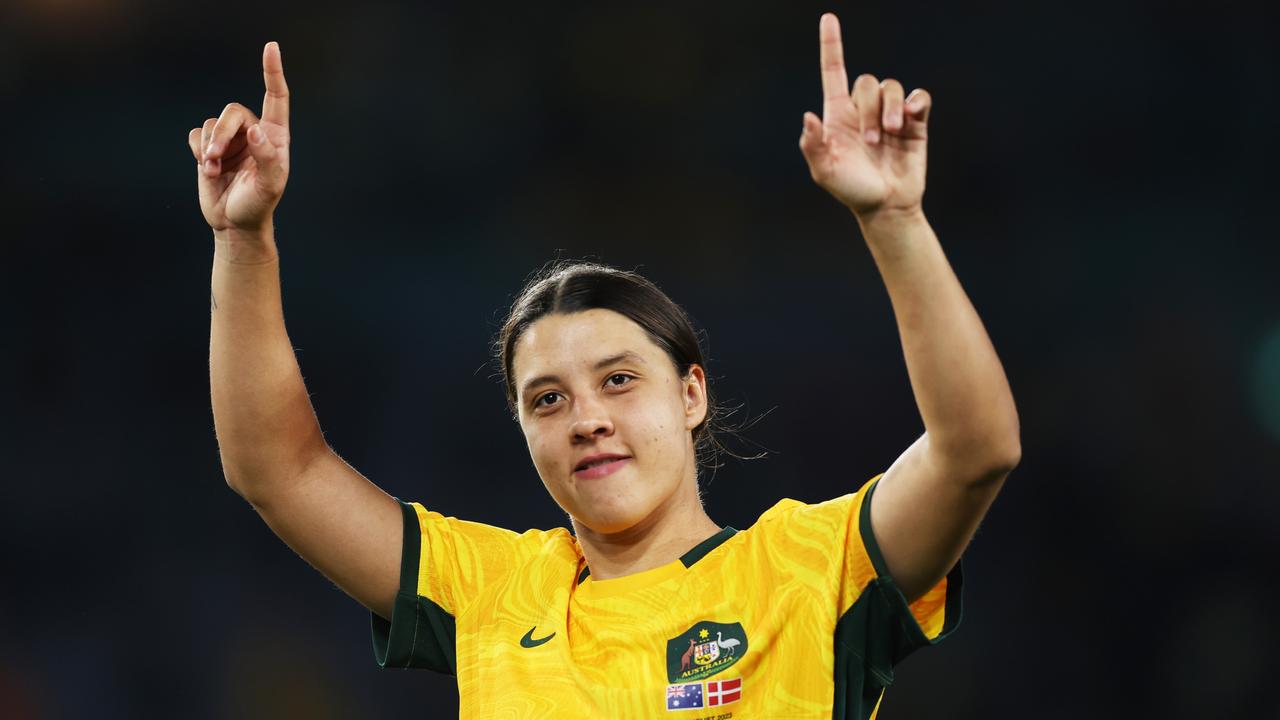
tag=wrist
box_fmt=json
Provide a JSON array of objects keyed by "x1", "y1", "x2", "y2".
[
  {"x1": 853, "y1": 205, "x2": 934, "y2": 263},
  {"x1": 853, "y1": 204, "x2": 927, "y2": 234},
  {"x1": 214, "y1": 222, "x2": 279, "y2": 265}
]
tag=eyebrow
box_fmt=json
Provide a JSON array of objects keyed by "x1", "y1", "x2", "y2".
[{"x1": 519, "y1": 350, "x2": 649, "y2": 400}]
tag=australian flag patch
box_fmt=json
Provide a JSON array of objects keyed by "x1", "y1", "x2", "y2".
[{"x1": 666, "y1": 682, "x2": 704, "y2": 710}]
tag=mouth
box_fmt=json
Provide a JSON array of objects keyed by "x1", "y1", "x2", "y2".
[{"x1": 573, "y1": 455, "x2": 632, "y2": 479}]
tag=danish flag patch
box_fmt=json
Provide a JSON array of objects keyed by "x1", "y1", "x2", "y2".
[{"x1": 705, "y1": 678, "x2": 742, "y2": 707}]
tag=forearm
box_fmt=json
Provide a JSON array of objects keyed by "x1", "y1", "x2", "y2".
[
  {"x1": 210, "y1": 223, "x2": 328, "y2": 501},
  {"x1": 858, "y1": 207, "x2": 1020, "y2": 475}
]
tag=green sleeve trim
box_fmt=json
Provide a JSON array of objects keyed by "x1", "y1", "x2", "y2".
[
  {"x1": 857, "y1": 477, "x2": 964, "y2": 655},
  {"x1": 831, "y1": 478, "x2": 965, "y2": 719},
  {"x1": 369, "y1": 499, "x2": 458, "y2": 675},
  {"x1": 857, "y1": 478, "x2": 890, "y2": 579},
  {"x1": 398, "y1": 497, "x2": 421, "y2": 591}
]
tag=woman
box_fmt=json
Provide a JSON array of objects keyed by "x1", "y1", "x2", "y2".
[{"x1": 191, "y1": 13, "x2": 1019, "y2": 718}]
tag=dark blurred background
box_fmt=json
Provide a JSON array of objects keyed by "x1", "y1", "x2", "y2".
[{"x1": 2, "y1": 0, "x2": 1278, "y2": 717}]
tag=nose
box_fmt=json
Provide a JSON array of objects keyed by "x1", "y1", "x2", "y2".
[{"x1": 569, "y1": 394, "x2": 614, "y2": 442}]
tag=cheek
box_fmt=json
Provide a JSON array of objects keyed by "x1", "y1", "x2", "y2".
[
  {"x1": 624, "y1": 395, "x2": 685, "y2": 456},
  {"x1": 523, "y1": 430, "x2": 556, "y2": 472},
  {"x1": 534, "y1": 437, "x2": 560, "y2": 470}
]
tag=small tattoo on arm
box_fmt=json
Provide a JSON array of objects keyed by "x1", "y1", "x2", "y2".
[{"x1": 210, "y1": 290, "x2": 218, "y2": 311}]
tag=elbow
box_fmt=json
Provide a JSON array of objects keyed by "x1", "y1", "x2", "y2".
[
  {"x1": 972, "y1": 409, "x2": 1022, "y2": 480},
  {"x1": 959, "y1": 446, "x2": 1020, "y2": 488},
  {"x1": 988, "y1": 438, "x2": 1021, "y2": 476},
  {"x1": 218, "y1": 440, "x2": 331, "y2": 508},
  {"x1": 222, "y1": 468, "x2": 257, "y2": 505},
  {"x1": 220, "y1": 461, "x2": 283, "y2": 509},
  {"x1": 975, "y1": 434, "x2": 1021, "y2": 485},
  {"x1": 931, "y1": 430, "x2": 1021, "y2": 486},
  {"x1": 995, "y1": 414, "x2": 1023, "y2": 473}
]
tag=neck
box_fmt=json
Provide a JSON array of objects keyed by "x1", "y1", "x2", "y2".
[{"x1": 572, "y1": 477, "x2": 721, "y2": 581}]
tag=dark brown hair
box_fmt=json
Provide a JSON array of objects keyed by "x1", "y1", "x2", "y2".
[{"x1": 495, "y1": 259, "x2": 756, "y2": 473}]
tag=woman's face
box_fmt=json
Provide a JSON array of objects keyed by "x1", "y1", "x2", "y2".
[{"x1": 512, "y1": 308, "x2": 707, "y2": 535}]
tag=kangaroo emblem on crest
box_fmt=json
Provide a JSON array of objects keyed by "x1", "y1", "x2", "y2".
[{"x1": 680, "y1": 638, "x2": 696, "y2": 672}]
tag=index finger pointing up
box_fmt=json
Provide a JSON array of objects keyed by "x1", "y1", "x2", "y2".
[
  {"x1": 819, "y1": 14, "x2": 850, "y2": 104},
  {"x1": 261, "y1": 41, "x2": 289, "y2": 127}
]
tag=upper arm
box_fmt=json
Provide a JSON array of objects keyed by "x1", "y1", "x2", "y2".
[
  {"x1": 242, "y1": 449, "x2": 403, "y2": 621},
  {"x1": 869, "y1": 432, "x2": 1016, "y2": 602}
]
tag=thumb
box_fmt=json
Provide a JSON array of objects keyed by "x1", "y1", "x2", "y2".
[
  {"x1": 798, "y1": 111, "x2": 828, "y2": 165},
  {"x1": 246, "y1": 123, "x2": 287, "y2": 194}
]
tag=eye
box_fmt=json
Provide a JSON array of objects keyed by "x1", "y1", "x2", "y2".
[{"x1": 532, "y1": 375, "x2": 631, "y2": 411}]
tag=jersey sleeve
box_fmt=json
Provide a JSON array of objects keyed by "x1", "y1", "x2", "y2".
[
  {"x1": 750, "y1": 475, "x2": 963, "y2": 708},
  {"x1": 369, "y1": 498, "x2": 550, "y2": 674},
  {"x1": 837, "y1": 475, "x2": 963, "y2": 684}
]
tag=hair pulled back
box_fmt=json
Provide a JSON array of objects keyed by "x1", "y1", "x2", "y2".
[{"x1": 495, "y1": 259, "x2": 744, "y2": 472}]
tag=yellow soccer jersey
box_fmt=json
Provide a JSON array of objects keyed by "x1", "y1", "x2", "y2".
[{"x1": 371, "y1": 474, "x2": 961, "y2": 719}]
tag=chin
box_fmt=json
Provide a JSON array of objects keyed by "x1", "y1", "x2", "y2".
[{"x1": 571, "y1": 499, "x2": 652, "y2": 536}]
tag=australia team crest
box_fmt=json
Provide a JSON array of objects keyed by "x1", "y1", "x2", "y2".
[{"x1": 665, "y1": 620, "x2": 749, "y2": 682}]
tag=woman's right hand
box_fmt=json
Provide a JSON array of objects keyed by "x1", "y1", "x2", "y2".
[{"x1": 188, "y1": 42, "x2": 291, "y2": 235}]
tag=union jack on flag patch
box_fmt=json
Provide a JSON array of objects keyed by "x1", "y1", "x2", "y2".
[
  {"x1": 666, "y1": 682, "x2": 704, "y2": 710},
  {"x1": 706, "y1": 678, "x2": 742, "y2": 707}
]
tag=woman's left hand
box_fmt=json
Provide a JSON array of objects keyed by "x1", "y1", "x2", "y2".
[{"x1": 799, "y1": 13, "x2": 931, "y2": 219}]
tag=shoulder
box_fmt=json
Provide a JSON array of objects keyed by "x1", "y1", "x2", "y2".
[
  {"x1": 725, "y1": 478, "x2": 881, "y2": 586},
  {"x1": 748, "y1": 475, "x2": 881, "y2": 534},
  {"x1": 401, "y1": 501, "x2": 577, "y2": 567},
  {"x1": 519, "y1": 525, "x2": 578, "y2": 559},
  {"x1": 744, "y1": 492, "x2": 862, "y2": 541}
]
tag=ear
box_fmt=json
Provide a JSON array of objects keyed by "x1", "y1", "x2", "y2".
[{"x1": 682, "y1": 364, "x2": 708, "y2": 431}]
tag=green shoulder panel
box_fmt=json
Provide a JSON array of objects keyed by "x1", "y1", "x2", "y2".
[
  {"x1": 369, "y1": 498, "x2": 458, "y2": 675},
  {"x1": 832, "y1": 478, "x2": 965, "y2": 720},
  {"x1": 679, "y1": 526, "x2": 738, "y2": 567}
]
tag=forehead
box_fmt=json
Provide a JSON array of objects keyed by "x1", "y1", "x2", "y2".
[{"x1": 513, "y1": 309, "x2": 665, "y2": 380}]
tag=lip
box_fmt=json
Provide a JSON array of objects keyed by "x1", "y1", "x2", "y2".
[{"x1": 573, "y1": 456, "x2": 631, "y2": 480}]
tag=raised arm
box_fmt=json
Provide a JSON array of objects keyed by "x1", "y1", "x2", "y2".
[
  {"x1": 191, "y1": 42, "x2": 402, "y2": 620},
  {"x1": 798, "y1": 14, "x2": 1021, "y2": 602}
]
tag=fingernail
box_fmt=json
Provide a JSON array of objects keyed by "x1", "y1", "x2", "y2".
[{"x1": 864, "y1": 128, "x2": 880, "y2": 144}]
